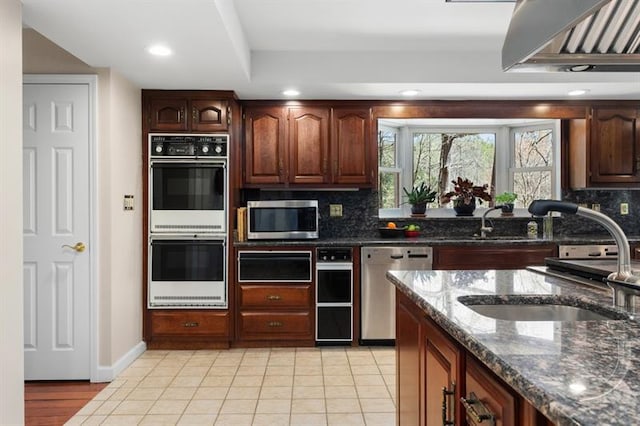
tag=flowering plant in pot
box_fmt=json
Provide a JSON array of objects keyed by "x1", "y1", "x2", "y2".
[
  {"x1": 402, "y1": 182, "x2": 437, "y2": 216},
  {"x1": 495, "y1": 192, "x2": 517, "y2": 216},
  {"x1": 440, "y1": 177, "x2": 492, "y2": 216}
]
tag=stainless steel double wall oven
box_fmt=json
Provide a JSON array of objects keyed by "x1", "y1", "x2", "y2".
[{"x1": 148, "y1": 134, "x2": 229, "y2": 308}]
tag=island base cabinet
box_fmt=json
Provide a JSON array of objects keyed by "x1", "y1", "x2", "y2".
[
  {"x1": 396, "y1": 289, "x2": 555, "y2": 426},
  {"x1": 396, "y1": 296, "x2": 422, "y2": 426},
  {"x1": 396, "y1": 290, "x2": 463, "y2": 426}
]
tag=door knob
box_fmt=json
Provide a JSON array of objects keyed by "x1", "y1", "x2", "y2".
[{"x1": 62, "y1": 242, "x2": 86, "y2": 252}]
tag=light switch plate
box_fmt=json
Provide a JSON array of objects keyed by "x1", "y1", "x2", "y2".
[
  {"x1": 124, "y1": 195, "x2": 134, "y2": 211},
  {"x1": 329, "y1": 204, "x2": 343, "y2": 217}
]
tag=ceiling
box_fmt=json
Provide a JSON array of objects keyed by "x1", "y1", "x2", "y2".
[{"x1": 21, "y1": 0, "x2": 640, "y2": 100}]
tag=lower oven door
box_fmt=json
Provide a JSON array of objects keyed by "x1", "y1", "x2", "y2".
[{"x1": 149, "y1": 236, "x2": 227, "y2": 308}]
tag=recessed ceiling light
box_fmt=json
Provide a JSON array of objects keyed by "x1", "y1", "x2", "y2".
[
  {"x1": 400, "y1": 90, "x2": 421, "y2": 97},
  {"x1": 568, "y1": 89, "x2": 589, "y2": 96},
  {"x1": 147, "y1": 44, "x2": 172, "y2": 57},
  {"x1": 282, "y1": 89, "x2": 300, "y2": 97}
]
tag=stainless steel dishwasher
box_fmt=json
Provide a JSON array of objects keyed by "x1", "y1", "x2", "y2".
[{"x1": 360, "y1": 246, "x2": 433, "y2": 345}]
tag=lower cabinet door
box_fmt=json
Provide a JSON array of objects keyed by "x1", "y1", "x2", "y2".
[
  {"x1": 238, "y1": 311, "x2": 312, "y2": 340},
  {"x1": 464, "y1": 355, "x2": 517, "y2": 426}
]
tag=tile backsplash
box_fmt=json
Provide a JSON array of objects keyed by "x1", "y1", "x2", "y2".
[{"x1": 241, "y1": 188, "x2": 639, "y2": 239}]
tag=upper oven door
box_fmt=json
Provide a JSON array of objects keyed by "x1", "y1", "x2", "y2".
[{"x1": 150, "y1": 161, "x2": 227, "y2": 233}]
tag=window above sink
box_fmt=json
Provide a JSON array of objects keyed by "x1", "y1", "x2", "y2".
[{"x1": 377, "y1": 118, "x2": 561, "y2": 218}]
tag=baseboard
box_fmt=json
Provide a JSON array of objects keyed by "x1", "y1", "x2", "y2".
[{"x1": 93, "y1": 341, "x2": 146, "y2": 382}]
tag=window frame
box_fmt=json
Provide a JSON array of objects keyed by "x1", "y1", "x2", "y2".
[{"x1": 378, "y1": 120, "x2": 560, "y2": 218}]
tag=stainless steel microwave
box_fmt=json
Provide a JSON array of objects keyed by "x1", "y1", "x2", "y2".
[{"x1": 247, "y1": 200, "x2": 319, "y2": 240}]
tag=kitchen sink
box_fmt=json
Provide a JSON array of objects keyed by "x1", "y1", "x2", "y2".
[{"x1": 458, "y1": 296, "x2": 628, "y2": 322}]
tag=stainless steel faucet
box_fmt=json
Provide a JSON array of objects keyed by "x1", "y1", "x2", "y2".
[
  {"x1": 529, "y1": 200, "x2": 640, "y2": 310},
  {"x1": 480, "y1": 206, "x2": 503, "y2": 238}
]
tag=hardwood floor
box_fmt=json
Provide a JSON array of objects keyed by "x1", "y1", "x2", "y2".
[{"x1": 25, "y1": 381, "x2": 107, "y2": 426}]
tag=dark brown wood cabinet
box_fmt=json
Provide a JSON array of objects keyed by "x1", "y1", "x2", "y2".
[
  {"x1": 147, "y1": 310, "x2": 230, "y2": 349},
  {"x1": 288, "y1": 107, "x2": 330, "y2": 185},
  {"x1": 566, "y1": 107, "x2": 640, "y2": 188},
  {"x1": 396, "y1": 290, "x2": 553, "y2": 426},
  {"x1": 141, "y1": 90, "x2": 239, "y2": 349},
  {"x1": 331, "y1": 108, "x2": 373, "y2": 185},
  {"x1": 243, "y1": 106, "x2": 288, "y2": 184},
  {"x1": 465, "y1": 355, "x2": 517, "y2": 426},
  {"x1": 424, "y1": 314, "x2": 463, "y2": 426},
  {"x1": 242, "y1": 103, "x2": 374, "y2": 188},
  {"x1": 144, "y1": 91, "x2": 233, "y2": 133},
  {"x1": 590, "y1": 107, "x2": 640, "y2": 185},
  {"x1": 434, "y1": 244, "x2": 557, "y2": 270},
  {"x1": 235, "y1": 248, "x2": 315, "y2": 346}
]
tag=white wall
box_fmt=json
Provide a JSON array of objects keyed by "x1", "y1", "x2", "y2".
[
  {"x1": 0, "y1": 0, "x2": 25, "y2": 423},
  {"x1": 98, "y1": 68, "x2": 143, "y2": 366},
  {"x1": 23, "y1": 29, "x2": 143, "y2": 377}
]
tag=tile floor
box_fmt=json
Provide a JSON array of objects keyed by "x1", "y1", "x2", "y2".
[{"x1": 66, "y1": 346, "x2": 396, "y2": 425}]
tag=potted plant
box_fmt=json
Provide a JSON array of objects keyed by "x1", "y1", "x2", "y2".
[
  {"x1": 495, "y1": 192, "x2": 517, "y2": 216},
  {"x1": 441, "y1": 177, "x2": 492, "y2": 216},
  {"x1": 403, "y1": 182, "x2": 437, "y2": 216}
]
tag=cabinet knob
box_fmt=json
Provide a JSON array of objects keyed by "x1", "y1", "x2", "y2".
[
  {"x1": 461, "y1": 392, "x2": 495, "y2": 424},
  {"x1": 267, "y1": 321, "x2": 283, "y2": 327},
  {"x1": 266, "y1": 295, "x2": 282, "y2": 301},
  {"x1": 192, "y1": 107, "x2": 198, "y2": 123},
  {"x1": 183, "y1": 322, "x2": 199, "y2": 328}
]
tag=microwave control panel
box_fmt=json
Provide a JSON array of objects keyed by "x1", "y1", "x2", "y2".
[{"x1": 150, "y1": 134, "x2": 228, "y2": 158}]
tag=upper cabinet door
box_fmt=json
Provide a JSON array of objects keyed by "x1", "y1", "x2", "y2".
[
  {"x1": 149, "y1": 98, "x2": 189, "y2": 131},
  {"x1": 191, "y1": 99, "x2": 229, "y2": 132},
  {"x1": 331, "y1": 108, "x2": 372, "y2": 186},
  {"x1": 590, "y1": 107, "x2": 640, "y2": 185},
  {"x1": 244, "y1": 107, "x2": 287, "y2": 184},
  {"x1": 288, "y1": 107, "x2": 330, "y2": 185}
]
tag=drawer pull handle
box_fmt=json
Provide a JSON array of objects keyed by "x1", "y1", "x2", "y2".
[
  {"x1": 268, "y1": 321, "x2": 283, "y2": 327},
  {"x1": 461, "y1": 392, "x2": 495, "y2": 425},
  {"x1": 266, "y1": 295, "x2": 282, "y2": 301},
  {"x1": 441, "y1": 382, "x2": 456, "y2": 426},
  {"x1": 183, "y1": 322, "x2": 199, "y2": 328}
]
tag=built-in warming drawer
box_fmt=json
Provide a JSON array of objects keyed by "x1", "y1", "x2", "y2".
[
  {"x1": 238, "y1": 284, "x2": 311, "y2": 309},
  {"x1": 150, "y1": 311, "x2": 229, "y2": 337},
  {"x1": 238, "y1": 312, "x2": 312, "y2": 340}
]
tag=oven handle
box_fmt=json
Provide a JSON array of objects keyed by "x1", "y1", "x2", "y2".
[
  {"x1": 316, "y1": 263, "x2": 353, "y2": 270},
  {"x1": 238, "y1": 253, "x2": 312, "y2": 262},
  {"x1": 151, "y1": 239, "x2": 226, "y2": 246},
  {"x1": 150, "y1": 161, "x2": 226, "y2": 167}
]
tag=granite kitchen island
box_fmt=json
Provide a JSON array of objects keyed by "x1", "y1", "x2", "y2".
[{"x1": 387, "y1": 268, "x2": 640, "y2": 426}]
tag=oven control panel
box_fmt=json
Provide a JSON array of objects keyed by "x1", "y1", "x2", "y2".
[
  {"x1": 317, "y1": 247, "x2": 352, "y2": 262},
  {"x1": 150, "y1": 134, "x2": 228, "y2": 158}
]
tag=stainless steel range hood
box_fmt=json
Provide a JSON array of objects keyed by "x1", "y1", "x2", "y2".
[{"x1": 502, "y1": 0, "x2": 640, "y2": 72}]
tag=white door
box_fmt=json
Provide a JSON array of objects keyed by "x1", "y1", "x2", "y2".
[{"x1": 23, "y1": 83, "x2": 91, "y2": 380}]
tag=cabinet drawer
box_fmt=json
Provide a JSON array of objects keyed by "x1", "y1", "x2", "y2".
[
  {"x1": 464, "y1": 355, "x2": 517, "y2": 426},
  {"x1": 150, "y1": 310, "x2": 229, "y2": 337},
  {"x1": 238, "y1": 312, "x2": 312, "y2": 340},
  {"x1": 239, "y1": 284, "x2": 311, "y2": 309}
]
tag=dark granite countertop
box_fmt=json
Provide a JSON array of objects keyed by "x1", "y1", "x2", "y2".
[
  {"x1": 386, "y1": 268, "x2": 640, "y2": 426},
  {"x1": 233, "y1": 235, "x2": 640, "y2": 247}
]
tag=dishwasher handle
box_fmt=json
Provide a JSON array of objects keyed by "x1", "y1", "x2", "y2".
[{"x1": 390, "y1": 254, "x2": 404, "y2": 260}]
